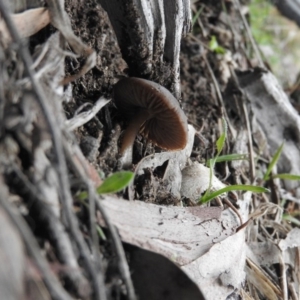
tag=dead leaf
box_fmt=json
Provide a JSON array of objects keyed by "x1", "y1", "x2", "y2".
[
  {"x1": 0, "y1": 8, "x2": 50, "y2": 45},
  {"x1": 181, "y1": 192, "x2": 251, "y2": 299},
  {"x1": 127, "y1": 244, "x2": 205, "y2": 300},
  {"x1": 279, "y1": 228, "x2": 300, "y2": 251},
  {"x1": 0, "y1": 208, "x2": 25, "y2": 300},
  {"x1": 98, "y1": 196, "x2": 239, "y2": 266}
]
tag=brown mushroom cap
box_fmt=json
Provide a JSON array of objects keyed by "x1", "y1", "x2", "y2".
[{"x1": 113, "y1": 77, "x2": 188, "y2": 153}]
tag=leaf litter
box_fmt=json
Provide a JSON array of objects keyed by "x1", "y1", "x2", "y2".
[{"x1": 0, "y1": 0, "x2": 299, "y2": 299}]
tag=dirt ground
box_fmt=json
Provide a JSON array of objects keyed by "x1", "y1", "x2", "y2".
[
  {"x1": 1, "y1": 0, "x2": 299, "y2": 299},
  {"x1": 64, "y1": 0, "x2": 236, "y2": 200}
]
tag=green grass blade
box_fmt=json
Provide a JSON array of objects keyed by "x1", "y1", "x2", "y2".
[
  {"x1": 203, "y1": 119, "x2": 228, "y2": 199},
  {"x1": 263, "y1": 143, "x2": 284, "y2": 181},
  {"x1": 282, "y1": 214, "x2": 300, "y2": 226},
  {"x1": 284, "y1": 210, "x2": 300, "y2": 217},
  {"x1": 96, "y1": 225, "x2": 107, "y2": 240},
  {"x1": 192, "y1": 6, "x2": 204, "y2": 27},
  {"x1": 207, "y1": 153, "x2": 248, "y2": 167},
  {"x1": 199, "y1": 185, "x2": 269, "y2": 204},
  {"x1": 273, "y1": 173, "x2": 300, "y2": 181},
  {"x1": 97, "y1": 171, "x2": 134, "y2": 194},
  {"x1": 216, "y1": 119, "x2": 227, "y2": 154}
]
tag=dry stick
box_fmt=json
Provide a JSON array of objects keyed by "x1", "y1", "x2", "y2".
[
  {"x1": 0, "y1": 3, "x2": 105, "y2": 300},
  {"x1": 229, "y1": 67, "x2": 256, "y2": 182},
  {"x1": 296, "y1": 248, "x2": 300, "y2": 298},
  {"x1": 63, "y1": 141, "x2": 137, "y2": 300},
  {"x1": 95, "y1": 197, "x2": 137, "y2": 300},
  {"x1": 240, "y1": 97, "x2": 256, "y2": 182},
  {"x1": 233, "y1": 0, "x2": 264, "y2": 68},
  {"x1": 62, "y1": 138, "x2": 104, "y2": 295},
  {"x1": 0, "y1": 185, "x2": 72, "y2": 300},
  {"x1": 240, "y1": 289, "x2": 255, "y2": 300},
  {"x1": 288, "y1": 282, "x2": 298, "y2": 300},
  {"x1": 11, "y1": 163, "x2": 90, "y2": 297},
  {"x1": 247, "y1": 282, "x2": 259, "y2": 300},
  {"x1": 46, "y1": 0, "x2": 96, "y2": 85},
  {"x1": 279, "y1": 255, "x2": 288, "y2": 300},
  {"x1": 202, "y1": 54, "x2": 236, "y2": 139},
  {"x1": 222, "y1": 198, "x2": 243, "y2": 226},
  {"x1": 0, "y1": 70, "x2": 5, "y2": 135},
  {"x1": 247, "y1": 258, "x2": 282, "y2": 298},
  {"x1": 65, "y1": 97, "x2": 110, "y2": 131},
  {"x1": 83, "y1": 178, "x2": 105, "y2": 300},
  {"x1": 236, "y1": 216, "x2": 253, "y2": 232}
]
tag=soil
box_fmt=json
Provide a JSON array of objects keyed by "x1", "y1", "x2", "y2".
[
  {"x1": 63, "y1": 0, "x2": 247, "y2": 202},
  {"x1": 63, "y1": 1, "x2": 244, "y2": 295},
  {"x1": 1, "y1": 0, "x2": 292, "y2": 299}
]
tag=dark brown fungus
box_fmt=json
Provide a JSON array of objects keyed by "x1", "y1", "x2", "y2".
[{"x1": 113, "y1": 77, "x2": 188, "y2": 155}]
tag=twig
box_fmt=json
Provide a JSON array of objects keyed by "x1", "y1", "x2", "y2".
[
  {"x1": 233, "y1": 0, "x2": 264, "y2": 68},
  {"x1": 240, "y1": 97, "x2": 256, "y2": 182},
  {"x1": 202, "y1": 53, "x2": 236, "y2": 139},
  {"x1": 63, "y1": 140, "x2": 137, "y2": 300},
  {"x1": 279, "y1": 255, "x2": 288, "y2": 300},
  {"x1": 45, "y1": 0, "x2": 96, "y2": 85},
  {"x1": 96, "y1": 197, "x2": 137, "y2": 300},
  {"x1": 0, "y1": 182, "x2": 72, "y2": 300},
  {"x1": 296, "y1": 248, "x2": 300, "y2": 299},
  {"x1": 62, "y1": 139, "x2": 103, "y2": 281},
  {"x1": 0, "y1": 8, "x2": 50, "y2": 45},
  {"x1": 229, "y1": 67, "x2": 256, "y2": 182},
  {"x1": 0, "y1": 2, "x2": 105, "y2": 299},
  {"x1": 11, "y1": 163, "x2": 90, "y2": 298},
  {"x1": 246, "y1": 258, "x2": 282, "y2": 298},
  {"x1": 288, "y1": 282, "x2": 298, "y2": 300},
  {"x1": 65, "y1": 97, "x2": 110, "y2": 131},
  {"x1": 222, "y1": 198, "x2": 243, "y2": 225}
]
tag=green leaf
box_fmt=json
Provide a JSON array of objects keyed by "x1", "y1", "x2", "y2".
[
  {"x1": 273, "y1": 173, "x2": 300, "y2": 181},
  {"x1": 78, "y1": 171, "x2": 134, "y2": 200},
  {"x1": 216, "y1": 133, "x2": 226, "y2": 154},
  {"x1": 207, "y1": 153, "x2": 248, "y2": 167},
  {"x1": 209, "y1": 36, "x2": 218, "y2": 51},
  {"x1": 97, "y1": 171, "x2": 134, "y2": 194},
  {"x1": 284, "y1": 210, "x2": 300, "y2": 217},
  {"x1": 96, "y1": 225, "x2": 107, "y2": 241},
  {"x1": 263, "y1": 143, "x2": 284, "y2": 181},
  {"x1": 216, "y1": 119, "x2": 227, "y2": 154},
  {"x1": 208, "y1": 36, "x2": 226, "y2": 54},
  {"x1": 199, "y1": 185, "x2": 269, "y2": 204},
  {"x1": 203, "y1": 118, "x2": 227, "y2": 200},
  {"x1": 192, "y1": 6, "x2": 204, "y2": 27},
  {"x1": 283, "y1": 214, "x2": 300, "y2": 226},
  {"x1": 215, "y1": 46, "x2": 226, "y2": 55}
]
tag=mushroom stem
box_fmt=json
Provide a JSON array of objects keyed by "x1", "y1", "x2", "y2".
[{"x1": 120, "y1": 109, "x2": 151, "y2": 154}]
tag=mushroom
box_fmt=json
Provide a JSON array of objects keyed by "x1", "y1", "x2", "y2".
[{"x1": 113, "y1": 77, "x2": 188, "y2": 164}]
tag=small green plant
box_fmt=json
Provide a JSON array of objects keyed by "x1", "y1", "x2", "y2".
[
  {"x1": 78, "y1": 171, "x2": 134, "y2": 241},
  {"x1": 192, "y1": 5, "x2": 204, "y2": 28},
  {"x1": 200, "y1": 185, "x2": 269, "y2": 205},
  {"x1": 262, "y1": 143, "x2": 300, "y2": 226},
  {"x1": 96, "y1": 171, "x2": 134, "y2": 194},
  {"x1": 263, "y1": 143, "x2": 284, "y2": 180},
  {"x1": 79, "y1": 171, "x2": 134, "y2": 200},
  {"x1": 207, "y1": 153, "x2": 248, "y2": 167},
  {"x1": 282, "y1": 214, "x2": 300, "y2": 227},
  {"x1": 199, "y1": 119, "x2": 269, "y2": 204},
  {"x1": 208, "y1": 36, "x2": 226, "y2": 54},
  {"x1": 201, "y1": 118, "x2": 227, "y2": 202},
  {"x1": 263, "y1": 143, "x2": 300, "y2": 181},
  {"x1": 273, "y1": 174, "x2": 300, "y2": 180}
]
